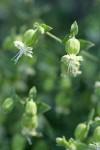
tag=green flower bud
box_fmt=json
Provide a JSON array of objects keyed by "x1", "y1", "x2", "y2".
[
  {"x1": 25, "y1": 100, "x2": 37, "y2": 117},
  {"x1": 68, "y1": 138, "x2": 76, "y2": 150},
  {"x1": 3, "y1": 98, "x2": 14, "y2": 113},
  {"x1": 65, "y1": 38, "x2": 80, "y2": 55},
  {"x1": 93, "y1": 126, "x2": 100, "y2": 142},
  {"x1": 23, "y1": 29, "x2": 39, "y2": 47},
  {"x1": 56, "y1": 136, "x2": 68, "y2": 147},
  {"x1": 12, "y1": 134, "x2": 25, "y2": 150},
  {"x1": 29, "y1": 86, "x2": 37, "y2": 99},
  {"x1": 22, "y1": 114, "x2": 38, "y2": 129},
  {"x1": 74, "y1": 123, "x2": 88, "y2": 141}
]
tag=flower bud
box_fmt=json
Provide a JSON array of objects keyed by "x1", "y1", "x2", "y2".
[
  {"x1": 56, "y1": 136, "x2": 68, "y2": 147},
  {"x1": 25, "y1": 100, "x2": 37, "y2": 117},
  {"x1": 22, "y1": 114, "x2": 38, "y2": 129},
  {"x1": 3, "y1": 98, "x2": 14, "y2": 113},
  {"x1": 93, "y1": 126, "x2": 100, "y2": 142},
  {"x1": 23, "y1": 29, "x2": 39, "y2": 47},
  {"x1": 29, "y1": 86, "x2": 37, "y2": 99},
  {"x1": 68, "y1": 138, "x2": 76, "y2": 150},
  {"x1": 65, "y1": 38, "x2": 80, "y2": 55},
  {"x1": 74, "y1": 123, "x2": 88, "y2": 141}
]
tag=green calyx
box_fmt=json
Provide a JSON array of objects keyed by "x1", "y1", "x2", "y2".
[
  {"x1": 65, "y1": 38, "x2": 80, "y2": 55},
  {"x1": 74, "y1": 123, "x2": 88, "y2": 141},
  {"x1": 25, "y1": 100, "x2": 37, "y2": 117},
  {"x1": 23, "y1": 29, "x2": 40, "y2": 47},
  {"x1": 22, "y1": 114, "x2": 38, "y2": 129}
]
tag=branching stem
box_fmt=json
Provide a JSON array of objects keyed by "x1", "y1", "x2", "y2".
[
  {"x1": 46, "y1": 32, "x2": 62, "y2": 43},
  {"x1": 47, "y1": 32, "x2": 99, "y2": 63}
]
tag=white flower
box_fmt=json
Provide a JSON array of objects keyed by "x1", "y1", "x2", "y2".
[
  {"x1": 61, "y1": 54, "x2": 83, "y2": 77},
  {"x1": 12, "y1": 41, "x2": 33, "y2": 64}
]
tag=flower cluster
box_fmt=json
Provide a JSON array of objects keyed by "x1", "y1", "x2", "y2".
[{"x1": 61, "y1": 54, "x2": 83, "y2": 77}]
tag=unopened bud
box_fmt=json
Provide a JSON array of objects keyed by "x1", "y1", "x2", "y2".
[
  {"x1": 29, "y1": 86, "x2": 37, "y2": 99},
  {"x1": 56, "y1": 136, "x2": 68, "y2": 147},
  {"x1": 74, "y1": 123, "x2": 88, "y2": 141}
]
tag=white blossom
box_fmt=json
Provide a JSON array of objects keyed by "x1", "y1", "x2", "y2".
[
  {"x1": 61, "y1": 54, "x2": 83, "y2": 77},
  {"x1": 12, "y1": 41, "x2": 33, "y2": 64}
]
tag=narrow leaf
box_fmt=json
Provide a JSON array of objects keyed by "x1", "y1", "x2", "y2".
[
  {"x1": 79, "y1": 39, "x2": 95, "y2": 50},
  {"x1": 37, "y1": 101, "x2": 51, "y2": 114},
  {"x1": 41, "y1": 23, "x2": 53, "y2": 33}
]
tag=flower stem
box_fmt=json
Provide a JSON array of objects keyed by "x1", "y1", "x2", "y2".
[{"x1": 46, "y1": 32, "x2": 62, "y2": 43}]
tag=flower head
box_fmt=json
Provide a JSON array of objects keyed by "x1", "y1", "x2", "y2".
[
  {"x1": 61, "y1": 54, "x2": 83, "y2": 77},
  {"x1": 12, "y1": 41, "x2": 33, "y2": 64}
]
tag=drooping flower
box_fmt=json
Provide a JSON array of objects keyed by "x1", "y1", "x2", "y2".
[
  {"x1": 12, "y1": 41, "x2": 33, "y2": 64},
  {"x1": 61, "y1": 54, "x2": 83, "y2": 77}
]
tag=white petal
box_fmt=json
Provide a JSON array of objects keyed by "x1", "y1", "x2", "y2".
[
  {"x1": 14, "y1": 41, "x2": 24, "y2": 49},
  {"x1": 26, "y1": 53, "x2": 33, "y2": 58},
  {"x1": 27, "y1": 47, "x2": 33, "y2": 51}
]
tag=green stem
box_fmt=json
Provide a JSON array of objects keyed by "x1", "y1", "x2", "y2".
[
  {"x1": 81, "y1": 51, "x2": 99, "y2": 63},
  {"x1": 46, "y1": 32, "x2": 62, "y2": 43}
]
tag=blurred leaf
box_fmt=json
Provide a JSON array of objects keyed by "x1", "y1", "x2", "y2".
[
  {"x1": 37, "y1": 101, "x2": 51, "y2": 114},
  {"x1": 41, "y1": 23, "x2": 53, "y2": 33},
  {"x1": 62, "y1": 34, "x2": 70, "y2": 44},
  {"x1": 79, "y1": 39, "x2": 95, "y2": 50}
]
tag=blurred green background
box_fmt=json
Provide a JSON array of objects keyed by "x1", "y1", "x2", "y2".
[{"x1": 0, "y1": 0, "x2": 100, "y2": 150}]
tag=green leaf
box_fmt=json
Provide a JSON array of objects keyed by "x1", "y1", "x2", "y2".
[
  {"x1": 62, "y1": 34, "x2": 70, "y2": 44},
  {"x1": 37, "y1": 101, "x2": 51, "y2": 114},
  {"x1": 41, "y1": 23, "x2": 53, "y2": 33},
  {"x1": 70, "y1": 21, "x2": 78, "y2": 36},
  {"x1": 79, "y1": 39, "x2": 95, "y2": 50}
]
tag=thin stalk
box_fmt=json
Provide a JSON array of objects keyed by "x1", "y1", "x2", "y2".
[{"x1": 46, "y1": 32, "x2": 62, "y2": 43}]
